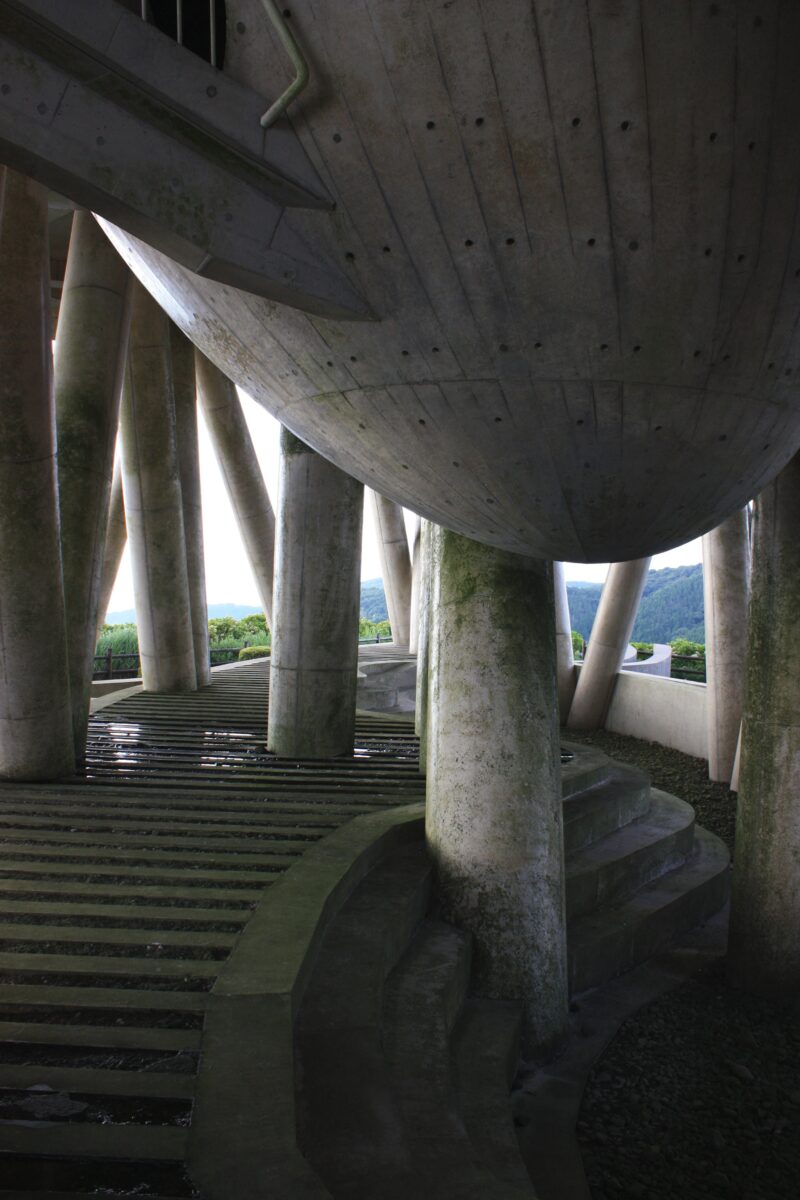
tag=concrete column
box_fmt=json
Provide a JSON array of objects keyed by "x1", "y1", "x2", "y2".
[
  {"x1": 553, "y1": 562, "x2": 576, "y2": 721},
  {"x1": 95, "y1": 458, "x2": 127, "y2": 641},
  {"x1": 268, "y1": 430, "x2": 363, "y2": 758},
  {"x1": 702, "y1": 510, "x2": 749, "y2": 783},
  {"x1": 0, "y1": 167, "x2": 74, "y2": 779},
  {"x1": 426, "y1": 528, "x2": 567, "y2": 1054},
  {"x1": 367, "y1": 490, "x2": 412, "y2": 648},
  {"x1": 414, "y1": 520, "x2": 433, "y2": 772},
  {"x1": 171, "y1": 327, "x2": 210, "y2": 687},
  {"x1": 119, "y1": 281, "x2": 196, "y2": 693},
  {"x1": 728, "y1": 457, "x2": 800, "y2": 995},
  {"x1": 55, "y1": 211, "x2": 132, "y2": 759},
  {"x1": 567, "y1": 558, "x2": 651, "y2": 731},
  {"x1": 195, "y1": 351, "x2": 275, "y2": 626},
  {"x1": 408, "y1": 515, "x2": 422, "y2": 654}
]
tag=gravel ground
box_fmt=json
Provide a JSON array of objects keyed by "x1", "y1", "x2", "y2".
[{"x1": 567, "y1": 731, "x2": 800, "y2": 1200}]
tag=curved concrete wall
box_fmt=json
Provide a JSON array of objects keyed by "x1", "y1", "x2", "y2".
[{"x1": 104, "y1": 0, "x2": 800, "y2": 562}]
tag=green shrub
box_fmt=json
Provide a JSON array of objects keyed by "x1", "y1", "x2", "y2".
[
  {"x1": 238, "y1": 645, "x2": 270, "y2": 661},
  {"x1": 670, "y1": 638, "x2": 705, "y2": 657},
  {"x1": 96, "y1": 623, "x2": 139, "y2": 656},
  {"x1": 571, "y1": 630, "x2": 584, "y2": 656}
]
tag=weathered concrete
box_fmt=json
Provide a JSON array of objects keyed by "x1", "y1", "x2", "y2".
[
  {"x1": 171, "y1": 326, "x2": 210, "y2": 688},
  {"x1": 702, "y1": 510, "x2": 749, "y2": 783},
  {"x1": 408, "y1": 516, "x2": 422, "y2": 655},
  {"x1": 367, "y1": 490, "x2": 412, "y2": 648},
  {"x1": 195, "y1": 351, "x2": 275, "y2": 627},
  {"x1": 119, "y1": 281, "x2": 196, "y2": 693},
  {"x1": 602, "y1": 670, "x2": 708, "y2": 761},
  {"x1": 426, "y1": 528, "x2": 567, "y2": 1054},
  {"x1": 415, "y1": 520, "x2": 433, "y2": 774},
  {"x1": 95, "y1": 458, "x2": 127, "y2": 640},
  {"x1": 728, "y1": 456, "x2": 800, "y2": 995},
  {"x1": 268, "y1": 430, "x2": 363, "y2": 758},
  {"x1": 553, "y1": 562, "x2": 576, "y2": 721},
  {"x1": 0, "y1": 167, "x2": 74, "y2": 780},
  {"x1": 55, "y1": 211, "x2": 132, "y2": 760},
  {"x1": 567, "y1": 559, "x2": 651, "y2": 732}
]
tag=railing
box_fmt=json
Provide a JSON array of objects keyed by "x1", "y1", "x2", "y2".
[
  {"x1": 92, "y1": 645, "x2": 269, "y2": 680},
  {"x1": 138, "y1": 0, "x2": 309, "y2": 128},
  {"x1": 670, "y1": 654, "x2": 706, "y2": 683}
]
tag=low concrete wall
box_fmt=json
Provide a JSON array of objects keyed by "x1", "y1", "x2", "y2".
[
  {"x1": 605, "y1": 671, "x2": 708, "y2": 759},
  {"x1": 621, "y1": 643, "x2": 672, "y2": 677}
]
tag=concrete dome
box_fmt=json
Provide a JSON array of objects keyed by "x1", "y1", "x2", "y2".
[{"x1": 106, "y1": 0, "x2": 800, "y2": 561}]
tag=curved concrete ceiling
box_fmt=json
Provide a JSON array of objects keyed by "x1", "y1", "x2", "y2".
[{"x1": 108, "y1": 0, "x2": 800, "y2": 562}]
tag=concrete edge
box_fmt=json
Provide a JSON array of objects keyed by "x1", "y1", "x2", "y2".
[
  {"x1": 89, "y1": 683, "x2": 143, "y2": 712},
  {"x1": 187, "y1": 802, "x2": 425, "y2": 1200}
]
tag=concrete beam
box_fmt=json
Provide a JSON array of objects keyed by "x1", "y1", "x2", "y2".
[
  {"x1": 55, "y1": 211, "x2": 132, "y2": 760},
  {"x1": 268, "y1": 430, "x2": 363, "y2": 758},
  {"x1": 426, "y1": 528, "x2": 567, "y2": 1055},
  {"x1": 567, "y1": 559, "x2": 651, "y2": 732},
  {"x1": 0, "y1": 167, "x2": 74, "y2": 779},
  {"x1": 195, "y1": 351, "x2": 276, "y2": 628}
]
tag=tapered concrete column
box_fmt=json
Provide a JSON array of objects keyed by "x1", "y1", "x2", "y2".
[
  {"x1": 55, "y1": 212, "x2": 132, "y2": 759},
  {"x1": 553, "y1": 562, "x2": 576, "y2": 721},
  {"x1": 95, "y1": 458, "x2": 127, "y2": 640},
  {"x1": 567, "y1": 558, "x2": 651, "y2": 731},
  {"x1": 172, "y1": 328, "x2": 210, "y2": 687},
  {"x1": 0, "y1": 168, "x2": 74, "y2": 779},
  {"x1": 119, "y1": 281, "x2": 196, "y2": 693},
  {"x1": 195, "y1": 351, "x2": 275, "y2": 626},
  {"x1": 408, "y1": 516, "x2": 422, "y2": 655},
  {"x1": 426, "y1": 528, "x2": 567, "y2": 1054},
  {"x1": 367, "y1": 490, "x2": 412, "y2": 647},
  {"x1": 268, "y1": 430, "x2": 363, "y2": 758},
  {"x1": 728, "y1": 458, "x2": 800, "y2": 995},
  {"x1": 702, "y1": 511, "x2": 749, "y2": 783},
  {"x1": 414, "y1": 520, "x2": 433, "y2": 772}
]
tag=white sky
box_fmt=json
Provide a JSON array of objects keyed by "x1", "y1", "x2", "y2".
[{"x1": 107, "y1": 391, "x2": 702, "y2": 614}]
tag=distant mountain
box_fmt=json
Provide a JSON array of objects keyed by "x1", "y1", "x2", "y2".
[
  {"x1": 567, "y1": 562, "x2": 705, "y2": 645},
  {"x1": 106, "y1": 583, "x2": 391, "y2": 627}
]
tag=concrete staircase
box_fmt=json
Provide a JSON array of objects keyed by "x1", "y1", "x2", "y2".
[{"x1": 295, "y1": 745, "x2": 729, "y2": 1198}]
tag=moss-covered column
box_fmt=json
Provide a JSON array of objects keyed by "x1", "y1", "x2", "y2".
[
  {"x1": 414, "y1": 519, "x2": 433, "y2": 773},
  {"x1": 426, "y1": 528, "x2": 567, "y2": 1054},
  {"x1": 567, "y1": 558, "x2": 651, "y2": 731},
  {"x1": 172, "y1": 328, "x2": 210, "y2": 687},
  {"x1": 55, "y1": 212, "x2": 132, "y2": 760},
  {"x1": 95, "y1": 458, "x2": 127, "y2": 641},
  {"x1": 553, "y1": 561, "x2": 576, "y2": 721},
  {"x1": 702, "y1": 510, "x2": 749, "y2": 783},
  {"x1": 195, "y1": 351, "x2": 275, "y2": 627},
  {"x1": 408, "y1": 515, "x2": 422, "y2": 655},
  {"x1": 119, "y1": 281, "x2": 196, "y2": 693},
  {"x1": 267, "y1": 430, "x2": 363, "y2": 758},
  {"x1": 0, "y1": 167, "x2": 74, "y2": 779},
  {"x1": 367, "y1": 490, "x2": 412, "y2": 648},
  {"x1": 728, "y1": 458, "x2": 800, "y2": 995}
]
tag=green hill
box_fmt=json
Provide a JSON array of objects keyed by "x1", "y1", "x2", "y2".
[{"x1": 567, "y1": 562, "x2": 705, "y2": 645}]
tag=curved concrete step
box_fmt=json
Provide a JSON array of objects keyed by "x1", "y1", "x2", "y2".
[
  {"x1": 565, "y1": 789, "x2": 696, "y2": 919},
  {"x1": 451, "y1": 998, "x2": 533, "y2": 1193},
  {"x1": 568, "y1": 825, "x2": 730, "y2": 994},
  {"x1": 562, "y1": 763, "x2": 651, "y2": 855}
]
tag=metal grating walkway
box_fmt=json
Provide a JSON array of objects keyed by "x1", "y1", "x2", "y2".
[{"x1": 0, "y1": 660, "x2": 422, "y2": 1197}]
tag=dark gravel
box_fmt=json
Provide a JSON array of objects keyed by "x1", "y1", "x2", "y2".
[{"x1": 568, "y1": 731, "x2": 800, "y2": 1199}]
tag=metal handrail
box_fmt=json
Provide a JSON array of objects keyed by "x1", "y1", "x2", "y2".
[{"x1": 259, "y1": 1, "x2": 309, "y2": 128}]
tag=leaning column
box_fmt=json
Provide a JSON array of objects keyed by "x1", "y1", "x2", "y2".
[
  {"x1": 553, "y1": 562, "x2": 576, "y2": 721},
  {"x1": 702, "y1": 510, "x2": 749, "y2": 783},
  {"x1": 172, "y1": 328, "x2": 211, "y2": 687},
  {"x1": 567, "y1": 558, "x2": 651, "y2": 731},
  {"x1": 95, "y1": 459, "x2": 127, "y2": 641},
  {"x1": 55, "y1": 212, "x2": 132, "y2": 759},
  {"x1": 268, "y1": 430, "x2": 363, "y2": 758},
  {"x1": 0, "y1": 168, "x2": 74, "y2": 779},
  {"x1": 119, "y1": 281, "x2": 196, "y2": 693},
  {"x1": 426, "y1": 528, "x2": 567, "y2": 1053},
  {"x1": 367, "y1": 490, "x2": 412, "y2": 648},
  {"x1": 728, "y1": 458, "x2": 800, "y2": 995},
  {"x1": 408, "y1": 516, "x2": 422, "y2": 654},
  {"x1": 195, "y1": 351, "x2": 276, "y2": 626}
]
